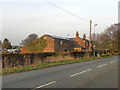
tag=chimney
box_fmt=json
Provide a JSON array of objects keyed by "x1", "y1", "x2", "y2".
[
  {"x1": 83, "y1": 34, "x2": 86, "y2": 39},
  {"x1": 76, "y1": 31, "x2": 79, "y2": 38}
]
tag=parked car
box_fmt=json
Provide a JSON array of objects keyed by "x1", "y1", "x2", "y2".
[
  {"x1": 7, "y1": 49, "x2": 20, "y2": 53},
  {"x1": 7, "y1": 49, "x2": 14, "y2": 53},
  {"x1": 3, "y1": 48, "x2": 7, "y2": 53}
]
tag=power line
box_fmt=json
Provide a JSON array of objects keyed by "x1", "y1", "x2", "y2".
[{"x1": 43, "y1": 0, "x2": 89, "y2": 22}]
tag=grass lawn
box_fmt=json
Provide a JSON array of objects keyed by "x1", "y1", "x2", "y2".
[{"x1": 1, "y1": 54, "x2": 119, "y2": 75}]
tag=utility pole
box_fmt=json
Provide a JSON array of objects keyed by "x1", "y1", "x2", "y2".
[{"x1": 89, "y1": 20, "x2": 92, "y2": 51}]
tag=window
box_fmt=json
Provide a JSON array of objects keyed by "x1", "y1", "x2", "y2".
[
  {"x1": 74, "y1": 42, "x2": 77, "y2": 44},
  {"x1": 60, "y1": 41, "x2": 63, "y2": 45},
  {"x1": 86, "y1": 43, "x2": 88, "y2": 46},
  {"x1": 44, "y1": 36, "x2": 47, "y2": 39}
]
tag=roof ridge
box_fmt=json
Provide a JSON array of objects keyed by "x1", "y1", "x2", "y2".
[{"x1": 46, "y1": 34, "x2": 71, "y2": 40}]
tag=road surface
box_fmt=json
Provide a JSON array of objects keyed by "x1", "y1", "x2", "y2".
[{"x1": 2, "y1": 56, "x2": 119, "y2": 89}]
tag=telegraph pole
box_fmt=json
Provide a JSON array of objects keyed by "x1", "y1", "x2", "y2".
[{"x1": 89, "y1": 20, "x2": 92, "y2": 51}]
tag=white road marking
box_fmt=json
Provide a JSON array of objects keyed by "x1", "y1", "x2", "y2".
[
  {"x1": 70, "y1": 69, "x2": 92, "y2": 77},
  {"x1": 35, "y1": 81, "x2": 56, "y2": 88},
  {"x1": 97, "y1": 64, "x2": 107, "y2": 68},
  {"x1": 110, "y1": 61, "x2": 115, "y2": 63}
]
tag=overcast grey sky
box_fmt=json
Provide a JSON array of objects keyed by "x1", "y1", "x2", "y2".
[
  {"x1": 1, "y1": 0, "x2": 118, "y2": 45},
  {"x1": 118, "y1": 0, "x2": 120, "y2": 23}
]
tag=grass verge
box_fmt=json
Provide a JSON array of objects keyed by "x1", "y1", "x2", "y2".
[{"x1": 1, "y1": 55, "x2": 118, "y2": 75}]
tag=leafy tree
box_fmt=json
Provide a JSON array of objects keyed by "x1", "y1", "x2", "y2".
[
  {"x1": 26, "y1": 36, "x2": 47, "y2": 53},
  {"x1": 20, "y1": 33, "x2": 38, "y2": 46},
  {"x1": 2, "y1": 38, "x2": 12, "y2": 49}
]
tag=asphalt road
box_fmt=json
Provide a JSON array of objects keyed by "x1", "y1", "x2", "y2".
[{"x1": 2, "y1": 56, "x2": 119, "y2": 88}]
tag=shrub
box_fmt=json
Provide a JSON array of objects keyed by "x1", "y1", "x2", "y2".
[
  {"x1": 26, "y1": 36, "x2": 47, "y2": 53},
  {"x1": 83, "y1": 52, "x2": 91, "y2": 59},
  {"x1": 106, "y1": 54, "x2": 110, "y2": 56},
  {"x1": 113, "y1": 53, "x2": 120, "y2": 55},
  {"x1": 100, "y1": 54, "x2": 106, "y2": 57}
]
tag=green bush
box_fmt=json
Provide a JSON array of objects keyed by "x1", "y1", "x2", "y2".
[
  {"x1": 26, "y1": 36, "x2": 47, "y2": 53},
  {"x1": 100, "y1": 54, "x2": 106, "y2": 57},
  {"x1": 1, "y1": 54, "x2": 115, "y2": 75},
  {"x1": 106, "y1": 54, "x2": 110, "y2": 56},
  {"x1": 113, "y1": 53, "x2": 120, "y2": 55}
]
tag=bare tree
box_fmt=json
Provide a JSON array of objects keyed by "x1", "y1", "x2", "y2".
[
  {"x1": 20, "y1": 33, "x2": 38, "y2": 46},
  {"x1": 0, "y1": 40, "x2": 1, "y2": 46},
  {"x1": 2, "y1": 38, "x2": 12, "y2": 49},
  {"x1": 92, "y1": 23, "x2": 119, "y2": 50}
]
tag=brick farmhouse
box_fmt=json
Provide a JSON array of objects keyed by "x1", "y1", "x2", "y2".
[
  {"x1": 72, "y1": 32, "x2": 91, "y2": 51},
  {"x1": 21, "y1": 32, "x2": 92, "y2": 53}
]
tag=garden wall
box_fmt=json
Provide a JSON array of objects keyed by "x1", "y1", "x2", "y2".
[{"x1": 2, "y1": 50, "x2": 115, "y2": 68}]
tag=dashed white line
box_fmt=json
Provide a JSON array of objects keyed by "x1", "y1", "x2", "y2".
[
  {"x1": 35, "y1": 81, "x2": 56, "y2": 88},
  {"x1": 33, "y1": 61, "x2": 115, "y2": 89},
  {"x1": 110, "y1": 61, "x2": 115, "y2": 63},
  {"x1": 97, "y1": 64, "x2": 107, "y2": 68},
  {"x1": 70, "y1": 69, "x2": 92, "y2": 77}
]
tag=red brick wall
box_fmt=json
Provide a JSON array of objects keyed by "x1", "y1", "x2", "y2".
[
  {"x1": 21, "y1": 35, "x2": 55, "y2": 53},
  {"x1": 21, "y1": 46, "x2": 28, "y2": 53},
  {"x1": 43, "y1": 35, "x2": 54, "y2": 52},
  {"x1": 74, "y1": 48, "x2": 82, "y2": 51},
  {"x1": 73, "y1": 37, "x2": 86, "y2": 48}
]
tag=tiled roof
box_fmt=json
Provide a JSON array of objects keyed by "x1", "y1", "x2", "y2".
[
  {"x1": 46, "y1": 34, "x2": 74, "y2": 41},
  {"x1": 69, "y1": 38, "x2": 74, "y2": 40},
  {"x1": 82, "y1": 38, "x2": 89, "y2": 42}
]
